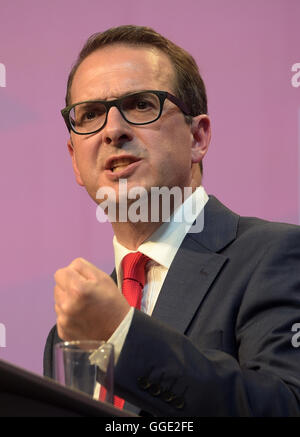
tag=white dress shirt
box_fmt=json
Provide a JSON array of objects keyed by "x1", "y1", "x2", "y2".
[{"x1": 90, "y1": 185, "x2": 208, "y2": 396}]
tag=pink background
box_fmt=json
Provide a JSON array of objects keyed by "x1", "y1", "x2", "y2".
[{"x1": 0, "y1": 0, "x2": 299, "y2": 375}]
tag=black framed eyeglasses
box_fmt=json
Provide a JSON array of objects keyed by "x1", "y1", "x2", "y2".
[{"x1": 61, "y1": 90, "x2": 191, "y2": 135}]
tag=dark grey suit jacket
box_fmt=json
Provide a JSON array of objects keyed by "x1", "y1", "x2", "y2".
[{"x1": 44, "y1": 196, "x2": 300, "y2": 416}]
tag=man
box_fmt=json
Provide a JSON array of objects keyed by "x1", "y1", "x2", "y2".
[{"x1": 44, "y1": 25, "x2": 300, "y2": 416}]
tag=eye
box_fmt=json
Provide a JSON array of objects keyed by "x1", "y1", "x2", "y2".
[
  {"x1": 82, "y1": 105, "x2": 105, "y2": 121},
  {"x1": 75, "y1": 103, "x2": 106, "y2": 125},
  {"x1": 84, "y1": 110, "x2": 97, "y2": 120},
  {"x1": 122, "y1": 93, "x2": 158, "y2": 112},
  {"x1": 135, "y1": 99, "x2": 152, "y2": 110},
  {"x1": 135, "y1": 96, "x2": 156, "y2": 111}
]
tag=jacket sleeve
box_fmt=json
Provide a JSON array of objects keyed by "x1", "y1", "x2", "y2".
[{"x1": 43, "y1": 324, "x2": 61, "y2": 379}]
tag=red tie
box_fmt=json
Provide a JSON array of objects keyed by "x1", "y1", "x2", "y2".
[
  {"x1": 100, "y1": 251, "x2": 150, "y2": 409},
  {"x1": 121, "y1": 251, "x2": 150, "y2": 309}
]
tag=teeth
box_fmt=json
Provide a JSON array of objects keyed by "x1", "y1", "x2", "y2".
[
  {"x1": 111, "y1": 158, "x2": 135, "y2": 172},
  {"x1": 112, "y1": 164, "x2": 130, "y2": 172}
]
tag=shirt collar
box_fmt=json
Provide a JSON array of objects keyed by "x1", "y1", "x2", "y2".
[{"x1": 113, "y1": 185, "x2": 208, "y2": 286}]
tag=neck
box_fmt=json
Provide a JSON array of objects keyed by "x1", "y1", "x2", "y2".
[
  {"x1": 112, "y1": 220, "x2": 163, "y2": 250},
  {"x1": 111, "y1": 170, "x2": 202, "y2": 250}
]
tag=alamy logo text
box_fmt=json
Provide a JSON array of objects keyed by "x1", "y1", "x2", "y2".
[
  {"x1": 0, "y1": 323, "x2": 6, "y2": 347},
  {"x1": 0, "y1": 63, "x2": 6, "y2": 87},
  {"x1": 291, "y1": 63, "x2": 300, "y2": 88}
]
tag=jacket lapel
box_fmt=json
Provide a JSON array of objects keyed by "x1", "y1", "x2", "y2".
[
  {"x1": 110, "y1": 196, "x2": 239, "y2": 335},
  {"x1": 151, "y1": 196, "x2": 239, "y2": 334}
]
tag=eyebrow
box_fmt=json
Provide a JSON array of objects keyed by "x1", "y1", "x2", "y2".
[{"x1": 74, "y1": 89, "x2": 156, "y2": 104}]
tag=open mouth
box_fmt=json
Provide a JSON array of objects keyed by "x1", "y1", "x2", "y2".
[
  {"x1": 111, "y1": 158, "x2": 136, "y2": 173},
  {"x1": 106, "y1": 156, "x2": 141, "y2": 173}
]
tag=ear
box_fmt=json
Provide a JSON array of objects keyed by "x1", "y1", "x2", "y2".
[
  {"x1": 67, "y1": 138, "x2": 85, "y2": 186},
  {"x1": 190, "y1": 114, "x2": 211, "y2": 164}
]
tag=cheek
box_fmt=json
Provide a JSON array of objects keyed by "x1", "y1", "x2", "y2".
[
  {"x1": 72, "y1": 153, "x2": 103, "y2": 198},
  {"x1": 148, "y1": 144, "x2": 191, "y2": 188},
  {"x1": 73, "y1": 141, "x2": 100, "y2": 175},
  {"x1": 152, "y1": 128, "x2": 192, "y2": 165}
]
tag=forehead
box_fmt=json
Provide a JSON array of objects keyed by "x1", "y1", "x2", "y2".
[{"x1": 70, "y1": 44, "x2": 176, "y2": 103}]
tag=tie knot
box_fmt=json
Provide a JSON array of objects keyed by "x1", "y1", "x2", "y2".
[{"x1": 122, "y1": 251, "x2": 150, "y2": 289}]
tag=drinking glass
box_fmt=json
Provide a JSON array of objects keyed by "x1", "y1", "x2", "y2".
[{"x1": 53, "y1": 340, "x2": 114, "y2": 403}]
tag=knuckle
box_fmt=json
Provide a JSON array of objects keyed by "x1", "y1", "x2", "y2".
[
  {"x1": 62, "y1": 298, "x2": 78, "y2": 316},
  {"x1": 54, "y1": 302, "x2": 60, "y2": 313},
  {"x1": 55, "y1": 294, "x2": 74, "y2": 316},
  {"x1": 54, "y1": 284, "x2": 61, "y2": 298},
  {"x1": 57, "y1": 314, "x2": 71, "y2": 333},
  {"x1": 54, "y1": 268, "x2": 63, "y2": 283},
  {"x1": 73, "y1": 276, "x2": 86, "y2": 294},
  {"x1": 70, "y1": 257, "x2": 84, "y2": 269},
  {"x1": 57, "y1": 324, "x2": 69, "y2": 341}
]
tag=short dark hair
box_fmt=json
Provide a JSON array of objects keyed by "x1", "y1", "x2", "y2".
[{"x1": 66, "y1": 25, "x2": 207, "y2": 173}]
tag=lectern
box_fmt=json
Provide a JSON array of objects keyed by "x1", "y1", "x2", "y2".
[{"x1": 0, "y1": 359, "x2": 137, "y2": 417}]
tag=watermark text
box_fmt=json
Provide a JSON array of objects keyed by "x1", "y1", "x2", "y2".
[
  {"x1": 291, "y1": 323, "x2": 300, "y2": 348},
  {"x1": 0, "y1": 63, "x2": 6, "y2": 87},
  {"x1": 0, "y1": 323, "x2": 6, "y2": 347},
  {"x1": 95, "y1": 180, "x2": 205, "y2": 233},
  {"x1": 291, "y1": 63, "x2": 300, "y2": 88}
]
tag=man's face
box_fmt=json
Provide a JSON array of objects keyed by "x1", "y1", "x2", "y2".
[{"x1": 68, "y1": 44, "x2": 206, "y2": 205}]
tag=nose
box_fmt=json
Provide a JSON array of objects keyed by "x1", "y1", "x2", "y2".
[{"x1": 102, "y1": 106, "x2": 133, "y2": 147}]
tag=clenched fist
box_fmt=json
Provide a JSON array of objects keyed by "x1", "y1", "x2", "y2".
[{"x1": 54, "y1": 257, "x2": 130, "y2": 342}]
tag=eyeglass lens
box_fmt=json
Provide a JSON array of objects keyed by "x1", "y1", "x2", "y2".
[{"x1": 69, "y1": 92, "x2": 162, "y2": 134}]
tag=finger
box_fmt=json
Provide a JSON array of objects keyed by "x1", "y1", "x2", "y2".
[
  {"x1": 54, "y1": 284, "x2": 65, "y2": 308},
  {"x1": 56, "y1": 315, "x2": 74, "y2": 341},
  {"x1": 54, "y1": 264, "x2": 83, "y2": 290},
  {"x1": 54, "y1": 285, "x2": 74, "y2": 317},
  {"x1": 69, "y1": 257, "x2": 104, "y2": 281}
]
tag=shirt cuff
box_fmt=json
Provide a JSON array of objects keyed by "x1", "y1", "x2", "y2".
[
  {"x1": 89, "y1": 306, "x2": 134, "y2": 372},
  {"x1": 108, "y1": 306, "x2": 134, "y2": 365}
]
